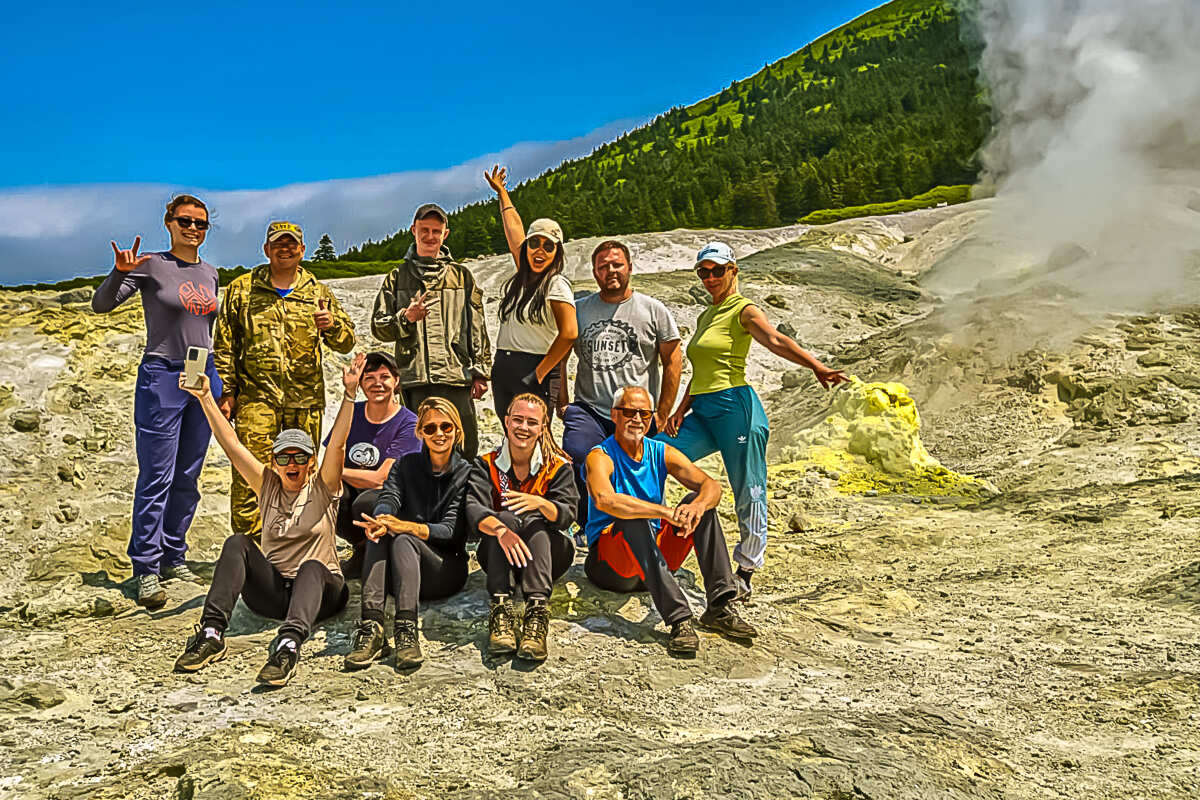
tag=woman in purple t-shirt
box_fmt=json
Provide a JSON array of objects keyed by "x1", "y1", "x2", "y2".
[
  {"x1": 91, "y1": 195, "x2": 222, "y2": 610},
  {"x1": 327, "y1": 352, "x2": 421, "y2": 573}
]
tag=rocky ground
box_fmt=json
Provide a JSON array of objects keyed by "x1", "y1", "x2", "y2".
[{"x1": 1, "y1": 204, "x2": 1198, "y2": 799}]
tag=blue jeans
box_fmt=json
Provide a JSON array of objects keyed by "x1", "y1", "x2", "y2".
[
  {"x1": 657, "y1": 385, "x2": 769, "y2": 570},
  {"x1": 561, "y1": 402, "x2": 616, "y2": 535},
  {"x1": 130, "y1": 355, "x2": 221, "y2": 576}
]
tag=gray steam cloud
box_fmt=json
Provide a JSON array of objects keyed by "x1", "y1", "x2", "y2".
[
  {"x1": 932, "y1": 0, "x2": 1200, "y2": 346},
  {"x1": 0, "y1": 119, "x2": 638, "y2": 285}
]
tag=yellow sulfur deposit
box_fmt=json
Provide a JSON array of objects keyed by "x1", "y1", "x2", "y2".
[{"x1": 781, "y1": 377, "x2": 997, "y2": 498}]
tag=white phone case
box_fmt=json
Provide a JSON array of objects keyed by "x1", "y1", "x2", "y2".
[{"x1": 183, "y1": 346, "x2": 208, "y2": 390}]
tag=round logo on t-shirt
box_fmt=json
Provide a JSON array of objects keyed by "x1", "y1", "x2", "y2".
[
  {"x1": 582, "y1": 319, "x2": 638, "y2": 370},
  {"x1": 348, "y1": 442, "x2": 381, "y2": 468}
]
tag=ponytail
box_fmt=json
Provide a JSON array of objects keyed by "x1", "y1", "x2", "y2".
[{"x1": 507, "y1": 392, "x2": 570, "y2": 467}]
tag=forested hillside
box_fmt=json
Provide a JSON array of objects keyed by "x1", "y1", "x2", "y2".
[{"x1": 342, "y1": 0, "x2": 987, "y2": 263}]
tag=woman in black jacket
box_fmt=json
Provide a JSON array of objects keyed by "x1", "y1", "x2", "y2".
[{"x1": 346, "y1": 397, "x2": 471, "y2": 671}]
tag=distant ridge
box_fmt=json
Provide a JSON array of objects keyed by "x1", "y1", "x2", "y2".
[{"x1": 341, "y1": 0, "x2": 986, "y2": 263}]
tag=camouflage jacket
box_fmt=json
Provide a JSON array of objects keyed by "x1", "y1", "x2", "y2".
[
  {"x1": 371, "y1": 245, "x2": 491, "y2": 387},
  {"x1": 214, "y1": 265, "x2": 355, "y2": 409}
]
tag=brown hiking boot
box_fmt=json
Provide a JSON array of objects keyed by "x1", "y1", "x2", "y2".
[
  {"x1": 487, "y1": 596, "x2": 517, "y2": 656},
  {"x1": 517, "y1": 599, "x2": 550, "y2": 662},
  {"x1": 392, "y1": 612, "x2": 423, "y2": 670},
  {"x1": 344, "y1": 619, "x2": 389, "y2": 670}
]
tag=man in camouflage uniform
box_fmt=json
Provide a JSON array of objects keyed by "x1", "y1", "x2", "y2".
[
  {"x1": 214, "y1": 221, "x2": 356, "y2": 534},
  {"x1": 372, "y1": 203, "x2": 491, "y2": 458}
]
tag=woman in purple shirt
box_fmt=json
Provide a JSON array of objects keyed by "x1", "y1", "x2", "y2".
[{"x1": 92, "y1": 195, "x2": 222, "y2": 610}]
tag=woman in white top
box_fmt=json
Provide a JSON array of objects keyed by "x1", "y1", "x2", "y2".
[{"x1": 484, "y1": 164, "x2": 578, "y2": 420}]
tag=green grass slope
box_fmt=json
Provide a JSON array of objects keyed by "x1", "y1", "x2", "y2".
[{"x1": 343, "y1": 0, "x2": 986, "y2": 264}]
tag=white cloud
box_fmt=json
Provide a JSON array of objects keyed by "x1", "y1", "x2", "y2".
[{"x1": 0, "y1": 119, "x2": 640, "y2": 284}]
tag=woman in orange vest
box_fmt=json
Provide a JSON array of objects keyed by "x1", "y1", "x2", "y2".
[{"x1": 465, "y1": 393, "x2": 578, "y2": 662}]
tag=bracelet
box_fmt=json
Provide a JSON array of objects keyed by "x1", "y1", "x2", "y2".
[
  {"x1": 343, "y1": 392, "x2": 356, "y2": 402},
  {"x1": 500, "y1": 205, "x2": 515, "y2": 213}
]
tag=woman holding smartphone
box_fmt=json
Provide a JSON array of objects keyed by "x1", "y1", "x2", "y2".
[{"x1": 92, "y1": 195, "x2": 222, "y2": 610}]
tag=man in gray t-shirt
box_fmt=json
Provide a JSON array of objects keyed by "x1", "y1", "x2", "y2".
[{"x1": 561, "y1": 240, "x2": 682, "y2": 534}]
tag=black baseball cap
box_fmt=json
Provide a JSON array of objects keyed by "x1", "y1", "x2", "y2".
[
  {"x1": 412, "y1": 203, "x2": 449, "y2": 225},
  {"x1": 363, "y1": 351, "x2": 399, "y2": 377}
]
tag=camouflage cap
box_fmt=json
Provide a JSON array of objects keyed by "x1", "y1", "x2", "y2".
[
  {"x1": 412, "y1": 203, "x2": 449, "y2": 225},
  {"x1": 266, "y1": 220, "x2": 304, "y2": 245}
]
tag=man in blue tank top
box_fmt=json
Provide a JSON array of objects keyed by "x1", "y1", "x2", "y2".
[{"x1": 583, "y1": 386, "x2": 756, "y2": 654}]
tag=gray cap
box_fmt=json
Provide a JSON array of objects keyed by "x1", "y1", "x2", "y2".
[
  {"x1": 272, "y1": 428, "x2": 315, "y2": 455},
  {"x1": 412, "y1": 203, "x2": 449, "y2": 225}
]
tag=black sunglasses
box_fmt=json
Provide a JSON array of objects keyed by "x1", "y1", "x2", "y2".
[
  {"x1": 273, "y1": 452, "x2": 311, "y2": 466},
  {"x1": 172, "y1": 216, "x2": 210, "y2": 231},
  {"x1": 422, "y1": 421, "x2": 456, "y2": 435},
  {"x1": 614, "y1": 406, "x2": 653, "y2": 422},
  {"x1": 527, "y1": 236, "x2": 557, "y2": 253},
  {"x1": 695, "y1": 264, "x2": 729, "y2": 280}
]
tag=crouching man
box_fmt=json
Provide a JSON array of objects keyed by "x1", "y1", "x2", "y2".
[
  {"x1": 583, "y1": 385, "x2": 756, "y2": 654},
  {"x1": 172, "y1": 355, "x2": 365, "y2": 686}
]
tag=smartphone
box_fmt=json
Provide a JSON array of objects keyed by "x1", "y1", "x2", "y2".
[{"x1": 183, "y1": 346, "x2": 208, "y2": 390}]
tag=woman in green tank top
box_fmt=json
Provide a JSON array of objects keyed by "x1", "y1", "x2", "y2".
[{"x1": 660, "y1": 241, "x2": 848, "y2": 602}]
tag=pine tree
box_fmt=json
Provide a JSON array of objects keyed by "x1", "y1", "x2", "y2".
[{"x1": 313, "y1": 234, "x2": 337, "y2": 262}]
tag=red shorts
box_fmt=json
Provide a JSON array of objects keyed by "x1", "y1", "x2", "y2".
[{"x1": 595, "y1": 521, "x2": 694, "y2": 581}]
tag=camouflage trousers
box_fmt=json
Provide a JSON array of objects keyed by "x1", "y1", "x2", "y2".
[{"x1": 230, "y1": 401, "x2": 323, "y2": 535}]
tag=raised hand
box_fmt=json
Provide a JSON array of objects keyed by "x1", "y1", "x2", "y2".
[
  {"x1": 483, "y1": 164, "x2": 508, "y2": 195},
  {"x1": 313, "y1": 296, "x2": 334, "y2": 331},
  {"x1": 111, "y1": 236, "x2": 151, "y2": 273},
  {"x1": 342, "y1": 352, "x2": 365, "y2": 397},
  {"x1": 403, "y1": 290, "x2": 438, "y2": 323}
]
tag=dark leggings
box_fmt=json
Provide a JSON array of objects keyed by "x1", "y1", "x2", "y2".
[
  {"x1": 200, "y1": 534, "x2": 348, "y2": 642},
  {"x1": 583, "y1": 502, "x2": 737, "y2": 625},
  {"x1": 492, "y1": 349, "x2": 562, "y2": 421},
  {"x1": 476, "y1": 512, "x2": 574, "y2": 600},
  {"x1": 360, "y1": 534, "x2": 468, "y2": 619},
  {"x1": 335, "y1": 486, "x2": 380, "y2": 547}
]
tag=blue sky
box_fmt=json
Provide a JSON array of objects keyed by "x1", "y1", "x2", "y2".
[{"x1": 0, "y1": 0, "x2": 881, "y2": 281}]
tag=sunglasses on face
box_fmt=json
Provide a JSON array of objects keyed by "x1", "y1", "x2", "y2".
[
  {"x1": 173, "y1": 216, "x2": 210, "y2": 230},
  {"x1": 614, "y1": 406, "x2": 653, "y2": 422},
  {"x1": 527, "y1": 237, "x2": 557, "y2": 254},
  {"x1": 422, "y1": 421, "x2": 456, "y2": 436},
  {"x1": 695, "y1": 264, "x2": 729, "y2": 280},
  {"x1": 273, "y1": 452, "x2": 311, "y2": 466}
]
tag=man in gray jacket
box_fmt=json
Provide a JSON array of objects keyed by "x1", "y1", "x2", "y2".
[{"x1": 371, "y1": 203, "x2": 491, "y2": 459}]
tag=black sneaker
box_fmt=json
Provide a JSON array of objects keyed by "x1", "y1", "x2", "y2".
[
  {"x1": 174, "y1": 625, "x2": 227, "y2": 672},
  {"x1": 487, "y1": 596, "x2": 517, "y2": 656},
  {"x1": 256, "y1": 636, "x2": 300, "y2": 686},
  {"x1": 735, "y1": 568, "x2": 754, "y2": 606},
  {"x1": 392, "y1": 612, "x2": 423, "y2": 670},
  {"x1": 517, "y1": 599, "x2": 550, "y2": 662},
  {"x1": 699, "y1": 603, "x2": 758, "y2": 640},
  {"x1": 344, "y1": 619, "x2": 389, "y2": 670},
  {"x1": 667, "y1": 617, "x2": 700, "y2": 655}
]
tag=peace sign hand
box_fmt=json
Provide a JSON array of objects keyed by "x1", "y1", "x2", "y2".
[{"x1": 111, "y1": 236, "x2": 151, "y2": 273}]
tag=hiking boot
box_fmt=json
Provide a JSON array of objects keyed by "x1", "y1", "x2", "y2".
[
  {"x1": 667, "y1": 617, "x2": 700, "y2": 655},
  {"x1": 699, "y1": 603, "x2": 758, "y2": 640},
  {"x1": 162, "y1": 563, "x2": 201, "y2": 583},
  {"x1": 344, "y1": 619, "x2": 389, "y2": 670},
  {"x1": 517, "y1": 599, "x2": 550, "y2": 662},
  {"x1": 734, "y1": 568, "x2": 754, "y2": 606},
  {"x1": 174, "y1": 625, "x2": 227, "y2": 672},
  {"x1": 137, "y1": 574, "x2": 167, "y2": 609},
  {"x1": 392, "y1": 612, "x2": 423, "y2": 670},
  {"x1": 256, "y1": 636, "x2": 300, "y2": 686},
  {"x1": 487, "y1": 596, "x2": 518, "y2": 656}
]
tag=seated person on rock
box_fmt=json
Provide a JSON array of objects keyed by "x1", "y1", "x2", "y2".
[
  {"x1": 584, "y1": 385, "x2": 756, "y2": 655},
  {"x1": 173, "y1": 354, "x2": 365, "y2": 686},
  {"x1": 344, "y1": 397, "x2": 473, "y2": 672},
  {"x1": 466, "y1": 393, "x2": 578, "y2": 662},
  {"x1": 323, "y1": 351, "x2": 420, "y2": 575}
]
